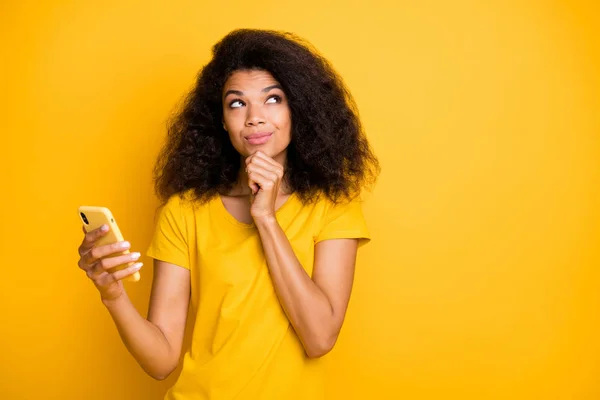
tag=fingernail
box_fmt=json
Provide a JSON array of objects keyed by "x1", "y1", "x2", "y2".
[
  {"x1": 132, "y1": 262, "x2": 143, "y2": 270},
  {"x1": 120, "y1": 241, "x2": 130, "y2": 248},
  {"x1": 100, "y1": 225, "x2": 108, "y2": 232},
  {"x1": 131, "y1": 252, "x2": 141, "y2": 259}
]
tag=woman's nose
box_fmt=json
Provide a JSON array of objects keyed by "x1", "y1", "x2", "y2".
[{"x1": 245, "y1": 104, "x2": 266, "y2": 126}]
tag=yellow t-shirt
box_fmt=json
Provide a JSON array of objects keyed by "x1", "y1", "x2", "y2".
[{"x1": 146, "y1": 191, "x2": 371, "y2": 400}]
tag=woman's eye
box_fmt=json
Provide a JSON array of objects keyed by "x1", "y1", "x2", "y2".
[
  {"x1": 266, "y1": 95, "x2": 281, "y2": 104},
  {"x1": 230, "y1": 100, "x2": 244, "y2": 108}
]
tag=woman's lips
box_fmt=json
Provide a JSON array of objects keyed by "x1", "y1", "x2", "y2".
[{"x1": 245, "y1": 132, "x2": 273, "y2": 145}]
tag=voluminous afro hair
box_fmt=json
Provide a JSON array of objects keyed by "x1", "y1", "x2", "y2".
[{"x1": 154, "y1": 28, "x2": 380, "y2": 205}]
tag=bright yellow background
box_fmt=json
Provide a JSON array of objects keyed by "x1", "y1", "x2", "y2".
[{"x1": 1, "y1": 1, "x2": 598, "y2": 399}]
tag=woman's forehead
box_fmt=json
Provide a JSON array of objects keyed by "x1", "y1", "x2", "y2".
[{"x1": 224, "y1": 70, "x2": 280, "y2": 90}]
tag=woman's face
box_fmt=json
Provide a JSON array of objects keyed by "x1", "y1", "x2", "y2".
[{"x1": 222, "y1": 69, "x2": 292, "y2": 164}]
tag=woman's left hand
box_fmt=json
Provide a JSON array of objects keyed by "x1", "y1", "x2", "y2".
[{"x1": 245, "y1": 151, "x2": 284, "y2": 220}]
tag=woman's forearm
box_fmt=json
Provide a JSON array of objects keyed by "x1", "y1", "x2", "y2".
[
  {"x1": 255, "y1": 216, "x2": 338, "y2": 358},
  {"x1": 102, "y1": 293, "x2": 179, "y2": 380}
]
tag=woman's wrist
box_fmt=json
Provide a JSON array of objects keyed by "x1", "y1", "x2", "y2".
[
  {"x1": 101, "y1": 290, "x2": 127, "y2": 309},
  {"x1": 253, "y1": 214, "x2": 278, "y2": 228}
]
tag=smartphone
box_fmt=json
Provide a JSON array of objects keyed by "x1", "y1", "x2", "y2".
[{"x1": 78, "y1": 206, "x2": 140, "y2": 282}]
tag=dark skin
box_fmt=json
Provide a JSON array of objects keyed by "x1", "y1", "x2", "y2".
[
  {"x1": 220, "y1": 70, "x2": 292, "y2": 223},
  {"x1": 75, "y1": 70, "x2": 360, "y2": 381}
]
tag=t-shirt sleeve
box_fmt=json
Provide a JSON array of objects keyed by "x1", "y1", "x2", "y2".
[
  {"x1": 315, "y1": 197, "x2": 371, "y2": 247},
  {"x1": 146, "y1": 195, "x2": 190, "y2": 269}
]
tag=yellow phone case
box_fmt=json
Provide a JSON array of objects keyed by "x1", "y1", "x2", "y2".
[{"x1": 78, "y1": 206, "x2": 140, "y2": 282}]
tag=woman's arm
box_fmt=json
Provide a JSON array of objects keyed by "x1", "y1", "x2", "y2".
[
  {"x1": 103, "y1": 260, "x2": 190, "y2": 379},
  {"x1": 255, "y1": 216, "x2": 358, "y2": 358},
  {"x1": 246, "y1": 150, "x2": 361, "y2": 358}
]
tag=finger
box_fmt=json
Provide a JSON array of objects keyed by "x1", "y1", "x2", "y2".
[
  {"x1": 82, "y1": 240, "x2": 131, "y2": 266},
  {"x1": 112, "y1": 262, "x2": 143, "y2": 281},
  {"x1": 247, "y1": 165, "x2": 280, "y2": 184},
  {"x1": 247, "y1": 170, "x2": 276, "y2": 192},
  {"x1": 247, "y1": 173, "x2": 260, "y2": 195},
  {"x1": 244, "y1": 153, "x2": 255, "y2": 167},
  {"x1": 249, "y1": 156, "x2": 284, "y2": 180},
  {"x1": 245, "y1": 151, "x2": 274, "y2": 169},
  {"x1": 254, "y1": 152, "x2": 284, "y2": 174},
  {"x1": 78, "y1": 257, "x2": 90, "y2": 271},
  {"x1": 248, "y1": 156, "x2": 281, "y2": 173},
  {"x1": 249, "y1": 184, "x2": 260, "y2": 195},
  {"x1": 85, "y1": 259, "x2": 104, "y2": 280},
  {"x1": 244, "y1": 151, "x2": 275, "y2": 167},
  {"x1": 247, "y1": 156, "x2": 283, "y2": 178},
  {"x1": 88, "y1": 251, "x2": 140, "y2": 280},
  {"x1": 96, "y1": 252, "x2": 141, "y2": 272},
  {"x1": 79, "y1": 224, "x2": 109, "y2": 255},
  {"x1": 106, "y1": 262, "x2": 143, "y2": 283},
  {"x1": 254, "y1": 151, "x2": 283, "y2": 169}
]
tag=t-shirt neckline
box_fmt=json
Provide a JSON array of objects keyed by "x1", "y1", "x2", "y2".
[{"x1": 215, "y1": 192, "x2": 297, "y2": 229}]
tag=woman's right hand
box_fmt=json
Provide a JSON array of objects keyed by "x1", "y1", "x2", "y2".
[{"x1": 77, "y1": 225, "x2": 143, "y2": 303}]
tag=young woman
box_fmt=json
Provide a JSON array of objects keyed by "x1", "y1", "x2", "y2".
[{"x1": 77, "y1": 29, "x2": 379, "y2": 399}]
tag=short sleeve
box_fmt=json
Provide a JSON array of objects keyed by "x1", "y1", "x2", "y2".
[
  {"x1": 315, "y1": 197, "x2": 371, "y2": 247},
  {"x1": 146, "y1": 195, "x2": 190, "y2": 269}
]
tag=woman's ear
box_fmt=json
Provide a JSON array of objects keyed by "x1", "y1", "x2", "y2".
[{"x1": 222, "y1": 121, "x2": 227, "y2": 132}]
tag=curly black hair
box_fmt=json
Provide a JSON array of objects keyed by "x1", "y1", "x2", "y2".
[{"x1": 153, "y1": 28, "x2": 380, "y2": 205}]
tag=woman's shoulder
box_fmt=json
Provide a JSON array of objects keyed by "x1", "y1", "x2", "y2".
[{"x1": 297, "y1": 191, "x2": 365, "y2": 218}]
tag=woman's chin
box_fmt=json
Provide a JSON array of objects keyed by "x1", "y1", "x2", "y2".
[
  {"x1": 244, "y1": 143, "x2": 272, "y2": 156},
  {"x1": 237, "y1": 143, "x2": 288, "y2": 163}
]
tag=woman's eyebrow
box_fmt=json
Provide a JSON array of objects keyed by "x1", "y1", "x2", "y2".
[
  {"x1": 224, "y1": 89, "x2": 243, "y2": 98},
  {"x1": 223, "y1": 85, "x2": 283, "y2": 99},
  {"x1": 262, "y1": 84, "x2": 283, "y2": 92}
]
